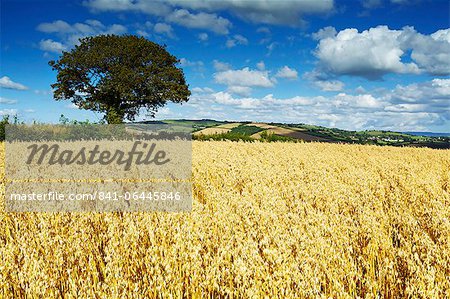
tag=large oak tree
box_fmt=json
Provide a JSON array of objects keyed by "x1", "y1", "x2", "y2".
[{"x1": 49, "y1": 34, "x2": 190, "y2": 124}]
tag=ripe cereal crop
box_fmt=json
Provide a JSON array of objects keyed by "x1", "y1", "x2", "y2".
[{"x1": 1, "y1": 141, "x2": 449, "y2": 298}]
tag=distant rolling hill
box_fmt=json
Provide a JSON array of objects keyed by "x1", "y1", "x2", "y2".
[
  {"x1": 404, "y1": 132, "x2": 450, "y2": 137},
  {"x1": 139, "y1": 119, "x2": 450, "y2": 149}
]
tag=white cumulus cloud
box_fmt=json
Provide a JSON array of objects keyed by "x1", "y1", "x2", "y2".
[
  {"x1": 303, "y1": 69, "x2": 344, "y2": 92},
  {"x1": 37, "y1": 20, "x2": 75, "y2": 33},
  {"x1": 39, "y1": 39, "x2": 68, "y2": 53},
  {"x1": 214, "y1": 67, "x2": 275, "y2": 96},
  {"x1": 84, "y1": 0, "x2": 171, "y2": 16},
  {"x1": 0, "y1": 76, "x2": 28, "y2": 90},
  {"x1": 315, "y1": 80, "x2": 345, "y2": 92},
  {"x1": 313, "y1": 25, "x2": 450, "y2": 79},
  {"x1": 314, "y1": 26, "x2": 420, "y2": 79},
  {"x1": 213, "y1": 60, "x2": 232, "y2": 71},
  {"x1": 227, "y1": 86, "x2": 253, "y2": 97},
  {"x1": 179, "y1": 58, "x2": 204, "y2": 67},
  {"x1": 153, "y1": 22, "x2": 175, "y2": 38},
  {"x1": 404, "y1": 27, "x2": 450, "y2": 75},
  {"x1": 187, "y1": 78, "x2": 450, "y2": 131},
  {"x1": 83, "y1": 0, "x2": 335, "y2": 26},
  {"x1": 198, "y1": 32, "x2": 208, "y2": 41},
  {"x1": 275, "y1": 66, "x2": 298, "y2": 80},
  {"x1": 0, "y1": 97, "x2": 18, "y2": 104},
  {"x1": 312, "y1": 26, "x2": 337, "y2": 40},
  {"x1": 166, "y1": 9, "x2": 231, "y2": 35},
  {"x1": 170, "y1": 0, "x2": 334, "y2": 26},
  {"x1": 226, "y1": 34, "x2": 248, "y2": 48},
  {"x1": 256, "y1": 61, "x2": 266, "y2": 71},
  {"x1": 36, "y1": 19, "x2": 127, "y2": 54}
]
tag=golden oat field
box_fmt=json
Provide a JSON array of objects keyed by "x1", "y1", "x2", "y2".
[{"x1": 1, "y1": 141, "x2": 450, "y2": 298}]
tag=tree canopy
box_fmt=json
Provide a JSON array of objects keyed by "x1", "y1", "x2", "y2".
[{"x1": 49, "y1": 34, "x2": 190, "y2": 124}]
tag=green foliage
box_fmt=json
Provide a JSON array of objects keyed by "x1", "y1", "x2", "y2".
[
  {"x1": 284, "y1": 123, "x2": 450, "y2": 146},
  {"x1": 193, "y1": 130, "x2": 296, "y2": 143},
  {"x1": 6, "y1": 124, "x2": 128, "y2": 142},
  {"x1": 230, "y1": 125, "x2": 264, "y2": 135},
  {"x1": 260, "y1": 130, "x2": 296, "y2": 142},
  {"x1": 0, "y1": 115, "x2": 22, "y2": 141},
  {"x1": 59, "y1": 114, "x2": 99, "y2": 125},
  {"x1": 0, "y1": 116, "x2": 9, "y2": 141},
  {"x1": 193, "y1": 132, "x2": 255, "y2": 142},
  {"x1": 49, "y1": 34, "x2": 190, "y2": 124}
]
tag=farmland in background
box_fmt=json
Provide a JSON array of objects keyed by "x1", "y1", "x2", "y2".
[
  {"x1": 1, "y1": 118, "x2": 449, "y2": 148},
  {"x1": 141, "y1": 119, "x2": 449, "y2": 149}
]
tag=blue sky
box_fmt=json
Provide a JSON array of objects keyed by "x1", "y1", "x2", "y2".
[{"x1": 1, "y1": 0, "x2": 450, "y2": 132}]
